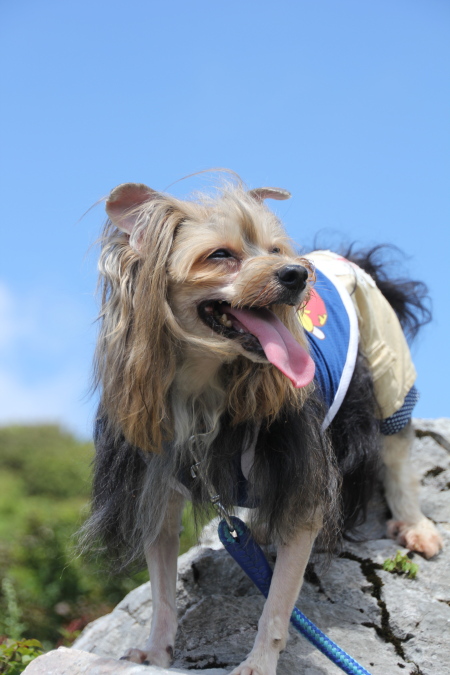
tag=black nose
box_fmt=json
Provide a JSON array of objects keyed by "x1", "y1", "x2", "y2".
[{"x1": 277, "y1": 265, "x2": 309, "y2": 293}]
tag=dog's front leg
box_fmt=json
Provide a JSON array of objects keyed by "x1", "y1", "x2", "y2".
[
  {"x1": 230, "y1": 522, "x2": 320, "y2": 675},
  {"x1": 123, "y1": 489, "x2": 185, "y2": 667}
]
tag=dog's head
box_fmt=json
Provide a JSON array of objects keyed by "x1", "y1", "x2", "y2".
[{"x1": 97, "y1": 180, "x2": 315, "y2": 450}]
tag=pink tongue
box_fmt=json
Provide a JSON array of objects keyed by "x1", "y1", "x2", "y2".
[{"x1": 226, "y1": 306, "x2": 315, "y2": 388}]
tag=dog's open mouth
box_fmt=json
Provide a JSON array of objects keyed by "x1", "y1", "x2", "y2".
[
  {"x1": 198, "y1": 300, "x2": 265, "y2": 355},
  {"x1": 198, "y1": 300, "x2": 315, "y2": 388}
]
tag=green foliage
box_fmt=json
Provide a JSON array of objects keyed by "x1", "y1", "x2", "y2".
[
  {"x1": 383, "y1": 550, "x2": 419, "y2": 579},
  {"x1": 0, "y1": 426, "x2": 92, "y2": 500},
  {"x1": 0, "y1": 639, "x2": 43, "y2": 675},
  {"x1": 0, "y1": 424, "x2": 201, "y2": 649},
  {"x1": 0, "y1": 579, "x2": 25, "y2": 641}
]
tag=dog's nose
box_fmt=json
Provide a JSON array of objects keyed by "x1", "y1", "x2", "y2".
[{"x1": 277, "y1": 265, "x2": 309, "y2": 293}]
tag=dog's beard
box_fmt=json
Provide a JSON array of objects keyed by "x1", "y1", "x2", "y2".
[{"x1": 197, "y1": 299, "x2": 315, "y2": 388}]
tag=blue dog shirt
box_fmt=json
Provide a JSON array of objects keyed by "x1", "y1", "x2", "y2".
[{"x1": 300, "y1": 265, "x2": 359, "y2": 430}]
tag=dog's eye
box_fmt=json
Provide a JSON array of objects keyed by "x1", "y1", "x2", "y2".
[
  {"x1": 270, "y1": 247, "x2": 281, "y2": 254},
  {"x1": 208, "y1": 249, "x2": 234, "y2": 259}
]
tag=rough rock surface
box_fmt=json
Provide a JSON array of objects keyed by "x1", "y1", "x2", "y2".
[{"x1": 25, "y1": 419, "x2": 450, "y2": 675}]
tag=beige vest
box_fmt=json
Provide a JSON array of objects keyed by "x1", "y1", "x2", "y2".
[{"x1": 306, "y1": 251, "x2": 416, "y2": 419}]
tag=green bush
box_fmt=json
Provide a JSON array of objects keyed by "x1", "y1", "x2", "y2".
[
  {"x1": 0, "y1": 424, "x2": 201, "y2": 649},
  {"x1": 0, "y1": 426, "x2": 92, "y2": 499},
  {"x1": 0, "y1": 639, "x2": 43, "y2": 674}
]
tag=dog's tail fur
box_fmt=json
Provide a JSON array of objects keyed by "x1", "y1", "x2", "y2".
[{"x1": 341, "y1": 244, "x2": 432, "y2": 342}]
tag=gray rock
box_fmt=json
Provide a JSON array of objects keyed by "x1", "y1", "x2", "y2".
[
  {"x1": 413, "y1": 418, "x2": 450, "y2": 451},
  {"x1": 25, "y1": 420, "x2": 450, "y2": 675},
  {"x1": 22, "y1": 646, "x2": 208, "y2": 674},
  {"x1": 413, "y1": 418, "x2": 450, "y2": 441},
  {"x1": 380, "y1": 570, "x2": 450, "y2": 674}
]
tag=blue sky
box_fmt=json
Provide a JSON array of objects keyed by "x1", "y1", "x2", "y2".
[{"x1": 1, "y1": 0, "x2": 449, "y2": 438}]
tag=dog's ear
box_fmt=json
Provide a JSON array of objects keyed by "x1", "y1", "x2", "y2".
[
  {"x1": 101, "y1": 182, "x2": 185, "y2": 452},
  {"x1": 106, "y1": 183, "x2": 157, "y2": 234},
  {"x1": 248, "y1": 187, "x2": 291, "y2": 202}
]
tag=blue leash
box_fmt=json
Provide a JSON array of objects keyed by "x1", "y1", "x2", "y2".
[{"x1": 218, "y1": 516, "x2": 373, "y2": 675}]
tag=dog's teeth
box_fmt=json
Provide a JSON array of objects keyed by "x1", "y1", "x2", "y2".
[{"x1": 225, "y1": 320, "x2": 232, "y2": 328}]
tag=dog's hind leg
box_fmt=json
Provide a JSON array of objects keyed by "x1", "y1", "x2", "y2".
[
  {"x1": 123, "y1": 489, "x2": 185, "y2": 667},
  {"x1": 382, "y1": 421, "x2": 443, "y2": 558},
  {"x1": 230, "y1": 522, "x2": 320, "y2": 675}
]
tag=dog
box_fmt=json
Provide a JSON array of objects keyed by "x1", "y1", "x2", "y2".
[{"x1": 83, "y1": 178, "x2": 443, "y2": 675}]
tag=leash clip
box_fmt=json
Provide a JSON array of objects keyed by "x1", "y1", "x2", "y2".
[
  {"x1": 212, "y1": 497, "x2": 237, "y2": 535},
  {"x1": 190, "y1": 461, "x2": 202, "y2": 479}
]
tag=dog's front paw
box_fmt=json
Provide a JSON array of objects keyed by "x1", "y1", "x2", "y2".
[
  {"x1": 229, "y1": 651, "x2": 277, "y2": 675},
  {"x1": 229, "y1": 662, "x2": 267, "y2": 675},
  {"x1": 387, "y1": 517, "x2": 443, "y2": 558},
  {"x1": 121, "y1": 645, "x2": 173, "y2": 668}
]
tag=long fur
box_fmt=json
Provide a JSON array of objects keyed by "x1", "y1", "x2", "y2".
[{"x1": 81, "y1": 180, "x2": 429, "y2": 574}]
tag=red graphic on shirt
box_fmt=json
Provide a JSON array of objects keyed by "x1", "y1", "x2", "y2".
[{"x1": 298, "y1": 288, "x2": 328, "y2": 340}]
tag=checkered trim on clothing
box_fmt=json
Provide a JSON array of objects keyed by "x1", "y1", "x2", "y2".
[{"x1": 380, "y1": 386, "x2": 419, "y2": 436}]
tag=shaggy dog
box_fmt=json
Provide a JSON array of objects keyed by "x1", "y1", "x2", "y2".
[{"x1": 83, "y1": 179, "x2": 442, "y2": 675}]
